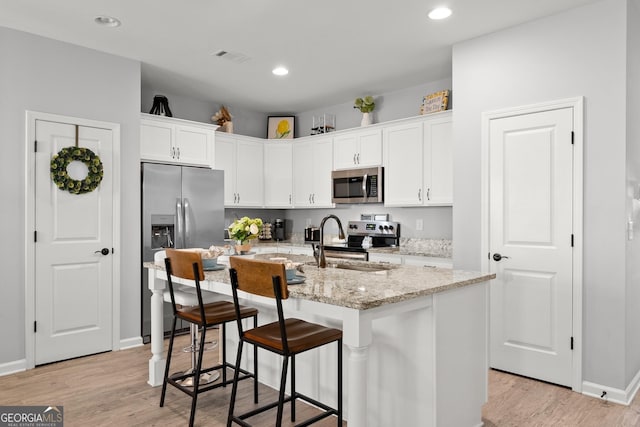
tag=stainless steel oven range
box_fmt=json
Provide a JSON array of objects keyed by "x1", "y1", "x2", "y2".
[{"x1": 318, "y1": 219, "x2": 400, "y2": 261}]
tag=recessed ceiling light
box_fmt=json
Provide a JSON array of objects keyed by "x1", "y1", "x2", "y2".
[
  {"x1": 272, "y1": 66, "x2": 289, "y2": 76},
  {"x1": 428, "y1": 7, "x2": 452, "y2": 20},
  {"x1": 94, "y1": 16, "x2": 121, "y2": 27}
]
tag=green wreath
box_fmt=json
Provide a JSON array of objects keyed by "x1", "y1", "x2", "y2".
[{"x1": 50, "y1": 147, "x2": 104, "y2": 194}]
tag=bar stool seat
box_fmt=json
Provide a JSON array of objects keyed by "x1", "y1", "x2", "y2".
[
  {"x1": 160, "y1": 249, "x2": 259, "y2": 427},
  {"x1": 228, "y1": 257, "x2": 343, "y2": 427}
]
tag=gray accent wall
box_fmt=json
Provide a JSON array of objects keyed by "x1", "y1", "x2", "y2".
[
  {"x1": 141, "y1": 84, "x2": 268, "y2": 138},
  {"x1": 452, "y1": 0, "x2": 638, "y2": 391},
  {"x1": 0, "y1": 27, "x2": 141, "y2": 364},
  {"x1": 295, "y1": 78, "x2": 452, "y2": 137}
]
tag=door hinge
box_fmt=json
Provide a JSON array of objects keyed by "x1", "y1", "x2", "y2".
[
  {"x1": 571, "y1": 131, "x2": 574, "y2": 145},
  {"x1": 570, "y1": 336, "x2": 574, "y2": 350},
  {"x1": 34, "y1": 321, "x2": 37, "y2": 333},
  {"x1": 571, "y1": 234, "x2": 574, "y2": 247},
  {"x1": 34, "y1": 231, "x2": 37, "y2": 242},
  {"x1": 34, "y1": 140, "x2": 38, "y2": 152}
]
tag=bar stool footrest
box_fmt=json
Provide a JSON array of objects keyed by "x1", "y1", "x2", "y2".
[{"x1": 231, "y1": 392, "x2": 338, "y2": 427}]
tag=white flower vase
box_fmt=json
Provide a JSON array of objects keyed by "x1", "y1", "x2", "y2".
[{"x1": 361, "y1": 112, "x2": 372, "y2": 126}]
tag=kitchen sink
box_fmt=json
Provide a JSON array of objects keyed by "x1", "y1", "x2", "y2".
[
  {"x1": 330, "y1": 262, "x2": 396, "y2": 272},
  {"x1": 303, "y1": 261, "x2": 397, "y2": 272}
]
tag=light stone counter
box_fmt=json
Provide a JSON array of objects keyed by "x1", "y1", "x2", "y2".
[
  {"x1": 145, "y1": 253, "x2": 489, "y2": 310},
  {"x1": 145, "y1": 253, "x2": 494, "y2": 427}
]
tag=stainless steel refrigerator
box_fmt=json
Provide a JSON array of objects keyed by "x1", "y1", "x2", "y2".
[{"x1": 141, "y1": 163, "x2": 225, "y2": 342}]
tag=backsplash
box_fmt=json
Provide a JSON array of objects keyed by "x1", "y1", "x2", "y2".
[{"x1": 399, "y1": 237, "x2": 452, "y2": 258}]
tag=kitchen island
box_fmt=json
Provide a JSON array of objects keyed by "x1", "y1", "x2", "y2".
[{"x1": 145, "y1": 254, "x2": 494, "y2": 427}]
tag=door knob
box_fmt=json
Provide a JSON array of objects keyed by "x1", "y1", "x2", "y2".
[
  {"x1": 95, "y1": 248, "x2": 110, "y2": 255},
  {"x1": 492, "y1": 253, "x2": 509, "y2": 261}
]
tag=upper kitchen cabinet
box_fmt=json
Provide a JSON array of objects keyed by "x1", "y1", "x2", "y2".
[
  {"x1": 292, "y1": 136, "x2": 334, "y2": 207},
  {"x1": 383, "y1": 121, "x2": 424, "y2": 206},
  {"x1": 140, "y1": 113, "x2": 215, "y2": 167},
  {"x1": 264, "y1": 140, "x2": 293, "y2": 208},
  {"x1": 383, "y1": 112, "x2": 453, "y2": 207},
  {"x1": 423, "y1": 113, "x2": 453, "y2": 205},
  {"x1": 333, "y1": 128, "x2": 382, "y2": 169},
  {"x1": 215, "y1": 133, "x2": 264, "y2": 207}
]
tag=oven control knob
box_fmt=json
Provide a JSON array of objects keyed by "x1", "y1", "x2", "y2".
[
  {"x1": 388, "y1": 225, "x2": 394, "y2": 231},
  {"x1": 379, "y1": 225, "x2": 384, "y2": 231}
]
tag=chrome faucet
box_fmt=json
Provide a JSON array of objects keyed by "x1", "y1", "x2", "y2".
[{"x1": 314, "y1": 214, "x2": 346, "y2": 268}]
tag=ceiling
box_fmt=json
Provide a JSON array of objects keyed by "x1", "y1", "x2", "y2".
[{"x1": 0, "y1": 0, "x2": 598, "y2": 113}]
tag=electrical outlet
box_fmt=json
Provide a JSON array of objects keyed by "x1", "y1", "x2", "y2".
[{"x1": 416, "y1": 219, "x2": 423, "y2": 231}]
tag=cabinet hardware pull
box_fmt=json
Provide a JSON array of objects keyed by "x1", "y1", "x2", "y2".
[
  {"x1": 357, "y1": 153, "x2": 360, "y2": 164},
  {"x1": 289, "y1": 194, "x2": 292, "y2": 204},
  {"x1": 176, "y1": 147, "x2": 180, "y2": 159},
  {"x1": 426, "y1": 188, "x2": 430, "y2": 200},
  {"x1": 312, "y1": 193, "x2": 315, "y2": 204},
  {"x1": 309, "y1": 194, "x2": 312, "y2": 204},
  {"x1": 418, "y1": 188, "x2": 422, "y2": 201},
  {"x1": 353, "y1": 154, "x2": 357, "y2": 164}
]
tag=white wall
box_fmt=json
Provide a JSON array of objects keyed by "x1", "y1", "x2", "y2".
[
  {"x1": 625, "y1": 0, "x2": 640, "y2": 387},
  {"x1": 0, "y1": 27, "x2": 141, "y2": 364},
  {"x1": 452, "y1": 0, "x2": 630, "y2": 389}
]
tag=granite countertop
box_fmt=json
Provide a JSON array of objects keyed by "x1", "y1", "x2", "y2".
[
  {"x1": 145, "y1": 253, "x2": 493, "y2": 311},
  {"x1": 252, "y1": 236, "x2": 453, "y2": 259}
]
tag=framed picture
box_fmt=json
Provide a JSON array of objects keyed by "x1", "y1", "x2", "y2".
[{"x1": 267, "y1": 116, "x2": 295, "y2": 139}]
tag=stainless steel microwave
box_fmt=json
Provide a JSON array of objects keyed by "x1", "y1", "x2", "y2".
[{"x1": 331, "y1": 166, "x2": 383, "y2": 204}]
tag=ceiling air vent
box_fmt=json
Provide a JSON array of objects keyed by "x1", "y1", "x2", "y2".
[{"x1": 212, "y1": 50, "x2": 251, "y2": 64}]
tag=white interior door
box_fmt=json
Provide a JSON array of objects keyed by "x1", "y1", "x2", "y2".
[
  {"x1": 488, "y1": 107, "x2": 574, "y2": 387},
  {"x1": 34, "y1": 120, "x2": 113, "y2": 365}
]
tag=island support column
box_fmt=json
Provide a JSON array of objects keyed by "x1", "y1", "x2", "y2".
[
  {"x1": 343, "y1": 310, "x2": 373, "y2": 427},
  {"x1": 147, "y1": 269, "x2": 166, "y2": 387}
]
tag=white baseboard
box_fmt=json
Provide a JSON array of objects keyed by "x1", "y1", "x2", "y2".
[
  {"x1": 0, "y1": 359, "x2": 27, "y2": 377},
  {"x1": 119, "y1": 336, "x2": 144, "y2": 350},
  {"x1": 582, "y1": 368, "x2": 640, "y2": 405},
  {"x1": 0, "y1": 338, "x2": 143, "y2": 377}
]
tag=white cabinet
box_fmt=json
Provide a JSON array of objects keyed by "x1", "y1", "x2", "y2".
[
  {"x1": 333, "y1": 128, "x2": 382, "y2": 169},
  {"x1": 264, "y1": 140, "x2": 293, "y2": 208},
  {"x1": 423, "y1": 115, "x2": 453, "y2": 205},
  {"x1": 140, "y1": 114, "x2": 215, "y2": 167},
  {"x1": 383, "y1": 121, "x2": 424, "y2": 206},
  {"x1": 215, "y1": 133, "x2": 264, "y2": 207},
  {"x1": 383, "y1": 112, "x2": 453, "y2": 207},
  {"x1": 293, "y1": 137, "x2": 334, "y2": 207}
]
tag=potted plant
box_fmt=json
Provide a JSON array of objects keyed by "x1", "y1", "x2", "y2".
[
  {"x1": 228, "y1": 217, "x2": 263, "y2": 254},
  {"x1": 354, "y1": 96, "x2": 376, "y2": 126}
]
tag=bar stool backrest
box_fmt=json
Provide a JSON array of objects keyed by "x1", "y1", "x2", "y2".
[
  {"x1": 229, "y1": 257, "x2": 290, "y2": 352},
  {"x1": 164, "y1": 249, "x2": 206, "y2": 323},
  {"x1": 229, "y1": 257, "x2": 289, "y2": 299}
]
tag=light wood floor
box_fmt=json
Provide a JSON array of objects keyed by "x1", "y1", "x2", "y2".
[{"x1": 2, "y1": 337, "x2": 640, "y2": 426}]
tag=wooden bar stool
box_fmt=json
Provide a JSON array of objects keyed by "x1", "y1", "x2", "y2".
[
  {"x1": 163, "y1": 286, "x2": 220, "y2": 386},
  {"x1": 160, "y1": 249, "x2": 259, "y2": 427},
  {"x1": 228, "y1": 257, "x2": 343, "y2": 427}
]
